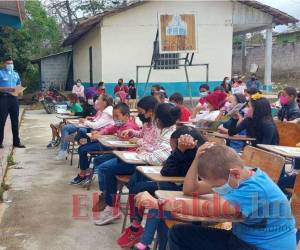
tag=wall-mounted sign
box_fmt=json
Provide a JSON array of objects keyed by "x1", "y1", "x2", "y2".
[{"x1": 159, "y1": 13, "x2": 197, "y2": 54}]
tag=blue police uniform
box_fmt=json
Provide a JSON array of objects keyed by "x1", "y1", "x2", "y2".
[
  {"x1": 0, "y1": 69, "x2": 21, "y2": 88},
  {"x1": 0, "y1": 68, "x2": 22, "y2": 146}
]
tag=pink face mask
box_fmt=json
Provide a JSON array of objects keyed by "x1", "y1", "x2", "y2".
[
  {"x1": 279, "y1": 96, "x2": 289, "y2": 105},
  {"x1": 243, "y1": 107, "x2": 252, "y2": 118}
]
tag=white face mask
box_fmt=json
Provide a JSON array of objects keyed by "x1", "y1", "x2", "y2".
[
  {"x1": 87, "y1": 99, "x2": 94, "y2": 105},
  {"x1": 6, "y1": 64, "x2": 14, "y2": 72},
  {"x1": 76, "y1": 82, "x2": 81, "y2": 87}
]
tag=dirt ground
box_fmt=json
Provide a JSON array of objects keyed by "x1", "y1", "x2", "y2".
[
  {"x1": 0, "y1": 110, "x2": 120, "y2": 250},
  {"x1": 0, "y1": 109, "x2": 299, "y2": 250}
]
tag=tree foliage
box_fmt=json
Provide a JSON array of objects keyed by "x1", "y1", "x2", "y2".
[
  {"x1": 46, "y1": 0, "x2": 124, "y2": 36},
  {"x1": 0, "y1": 0, "x2": 62, "y2": 92}
]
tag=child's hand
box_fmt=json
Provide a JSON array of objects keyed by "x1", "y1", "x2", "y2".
[
  {"x1": 178, "y1": 134, "x2": 197, "y2": 152},
  {"x1": 296, "y1": 142, "x2": 300, "y2": 147},
  {"x1": 196, "y1": 142, "x2": 215, "y2": 159},
  {"x1": 194, "y1": 105, "x2": 203, "y2": 113},
  {"x1": 135, "y1": 191, "x2": 158, "y2": 210},
  {"x1": 129, "y1": 137, "x2": 139, "y2": 144},
  {"x1": 79, "y1": 138, "x2": 88, "y2": 145},
  {"x1": 91, "y1": 131, "x2": 101, "y2": 140},
  {"x1": 79, "y1": 118, "x2": 86, "y2": 124},
  {"x1": 232, "y1": 112, "x2": 242, "y2": 120},
  {"x1": 120, "y1": 129, "x2": 133, "y2": 139}
]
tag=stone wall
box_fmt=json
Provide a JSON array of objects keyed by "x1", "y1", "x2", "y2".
[{"x1": 233, "y1": 42, "x2": 300, "y2": 83}]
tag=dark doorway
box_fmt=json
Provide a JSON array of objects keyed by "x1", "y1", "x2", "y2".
[{"x1": 89, "y1": 46, "x2": 93, "y2": 86}]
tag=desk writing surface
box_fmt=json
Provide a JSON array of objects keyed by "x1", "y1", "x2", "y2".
[
  {"x1": 137, "y1": 166, "x2": 184, "y2": 183},
  {"x1": 212, "y1": 132, "x2": 256, "y2": 141},
  {"x1": 257, "y1": 144, "x2": 300, "y2": 158},
  {"x1": 155, "y1": 190, "x2": 243, "y2": 223},
  {"x1": 113, "y1": 151, "x2": 145, "y2": 165}
]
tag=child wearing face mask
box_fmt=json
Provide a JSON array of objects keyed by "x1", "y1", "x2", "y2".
[
  {"x1": 277, "y1": 87, "x2": 300, "y2": 122},
  {"x1": 93, "y1": 103, "x2": 181, "y2": 226},
  {"x1": 93, "y1": 96, "x2": 160, "y2": 212},
  {"x1": 135, "y1": 144, "x2": 296, "y2": 250},
  {"x1": 47, "y1": 94, "x2": 83, "y2": 149},
  {"x1": 56, "y1": 94, "x2": 114, "y2": 161},
  {"x1": 228, "y1": 93, "x2": 279, "y2": 146},
  {"x1": 221, "y1": 76, "x2": 232, "y2": 93},
  {"x1": 72, "y1": 79, "x2": 85, "y2": 97},
  {"x1": 69, "y1": 102, "x2": 139, "y2": 185},
  {"x1": 218, "y1": 94, "x2": 247, "y2": 153},
  {"x1": 117, "y1": 127, "x2": 206, "y2": 249},
  {"x1": 160, "y1": 145, "x2": 295, "y2": 250},
  {"x1": 169, "y1": 92, "x2": 191, "y2": 122}
]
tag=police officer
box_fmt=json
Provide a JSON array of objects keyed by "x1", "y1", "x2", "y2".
[{"x1": 0, "y1": 57, "x2": 25, "y2": 148}]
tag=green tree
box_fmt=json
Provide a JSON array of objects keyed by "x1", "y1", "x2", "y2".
[{"x1": 0, "y1": 0, "x2": 62, "y2": 92}]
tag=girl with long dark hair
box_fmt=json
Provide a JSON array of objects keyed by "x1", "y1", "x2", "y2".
[{"x1": 228, "y1": 93, "x2": 279, "y2": 145}]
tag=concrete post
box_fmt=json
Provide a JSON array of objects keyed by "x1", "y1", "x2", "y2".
[
  {"x1": 264, "y1": 25, "x2": 273, "y2": 92},
  {"x1": 241, "y1": 34, "x2": 247, "y2": 75}
]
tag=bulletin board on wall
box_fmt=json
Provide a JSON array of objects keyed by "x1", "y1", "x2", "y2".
[{"x1": 158, "y1": 13, "x2": 198, "y2": 54}]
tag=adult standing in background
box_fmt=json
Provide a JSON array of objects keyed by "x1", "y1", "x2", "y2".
[
  {"x1": 72, "y1": 79, "x2": 85, "y2": 97},
  {"x1": 114, "y1": 78, "x2": 128, "y2": 103},
  {"x1": 220, "y1": 76, "x2": 232, "y2": 93},
  {"x1": 0, "y1": 57, "x2": 25, "y2": 148},
  {"x1": 246, "y1": 73, "x2": 262, "y2": 90}
]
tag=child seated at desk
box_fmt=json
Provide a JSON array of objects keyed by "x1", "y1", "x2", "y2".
[
  {"x1": 191, "y1": 90, "x2": 228, "y2": 130},
  {"x1": 69, "y1": 102, "x2": 139, "y2": 185},
  {"x1": 92, "y1": 96, "x2": 160, "y2": 212},
  {"x1": 218, "y1": 93, "x2": 247, "y2": 153},
  {"x1": 169, "y1": 93, "x2": 191, "y2": 122},
  {"x1": 228, "y1": 93, "x2": 279, "y2": 146},
  {"x1": 117, "y1": 126, "x2": 206, "y2": 249},
  {"x1": 277, "y1": 87, "x2": 300, "y2": 122},
  {"x1": 93, "y1": 103, "x2": 181, "y2": 226},
  {"x1": 47, "y1": 94, "x2": 83, "y2": 148},
  {"x1": 55, "y1": 94, "x2": 114, "y2": 160},
  {"x1": 136, "y1": 144, "x2": 296, "y2": 250}
]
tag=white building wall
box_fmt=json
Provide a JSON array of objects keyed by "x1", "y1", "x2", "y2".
[
  {"x1": 101, "y1": 0, "x2": 233, "y2": 84},
  {"x1": 73, "y1": 25, "x2": 102, "y2": 83}
]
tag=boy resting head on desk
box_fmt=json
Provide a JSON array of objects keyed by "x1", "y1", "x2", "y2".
[{"x1": 137, "y1": 144, "x2": 296, "y2": 250}]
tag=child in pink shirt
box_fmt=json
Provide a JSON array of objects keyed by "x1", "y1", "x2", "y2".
[{"x1": 70, "y1": 103, "x2": 140, "y2": 185}]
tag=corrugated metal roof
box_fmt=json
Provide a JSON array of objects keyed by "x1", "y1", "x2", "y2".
[
  {"x1": 237, "y1": 1, "x2": 298, "y2": 25},
  {"x1": 63, "y1": 0, "x2": 299, "y2": 47},
  {"x1": 31, "y1": 50, "x2": 72, "y2": 64}
]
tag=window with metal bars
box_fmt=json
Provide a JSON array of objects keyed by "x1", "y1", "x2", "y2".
[{"x1": 153, "y1": 41, "x2": 179, "y2": 70}]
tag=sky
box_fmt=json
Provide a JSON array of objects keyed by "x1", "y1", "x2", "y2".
[{"x1": 258, "y1": 0, "x2": 300, "y2": 31}]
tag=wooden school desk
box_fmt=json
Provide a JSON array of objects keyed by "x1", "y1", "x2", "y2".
[
  {"x1": 113, "y1": 151, "x2": 146, "y2": 165},
  {"x1": 98, "y1": 135, "x2": 137, "y2": 149},
  {"x1": 257, "y1": 144, "x2": 300, "y2": 158},
  {"x1": 211, "y1": 132, "x2": 256, "y2": 142},
  {"x1": 155, "y1": 190, "x2": 244, "y2": 223},
  {"x1": 136, "y1": 166, "x2": 184, "y2": 183}
]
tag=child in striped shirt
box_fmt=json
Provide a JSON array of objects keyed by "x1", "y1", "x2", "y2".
[{"x1": 94, "y1": 102, "x2": 181, "y2": 226}]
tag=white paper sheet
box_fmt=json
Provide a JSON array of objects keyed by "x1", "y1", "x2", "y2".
[
  {"x1": 107, "y1": 141, "x2": 132, "y2": 146},
  {"x1": 123, "y1": 152, "x2": 140, "y2": 161},
  {"x1": 142, "y1": 167, "x2": 161, "y2": 174}
]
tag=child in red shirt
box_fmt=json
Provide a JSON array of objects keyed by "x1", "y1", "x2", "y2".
[
  {"x1": 169, "y1": 92, "x2": 191, "y2": 122},
  {"x1": 70, "y1": 102, "x2": 140, "y2": 185},
  {"x1": 96, "y1": 81, "x2": 106, "y2": 95}
]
